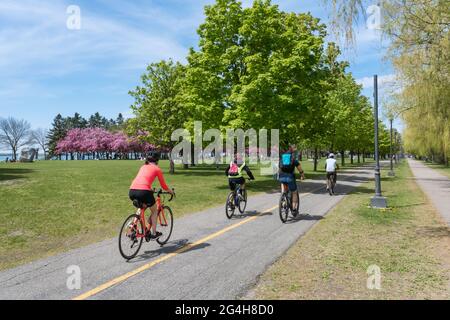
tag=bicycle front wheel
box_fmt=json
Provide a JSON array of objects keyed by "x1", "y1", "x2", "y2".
[
  {"x1": 226, "y1": 192, "x2": 236, "y2": 219},
  {"x1": 279, "y1": 193, "x2": 290, "y2": 223},
  {"x1": 119, "y1": 214, "x2": 144, "y2": 260},
  {"x1": 157, "y1": 206, "x2": 173, "y2": 246}
]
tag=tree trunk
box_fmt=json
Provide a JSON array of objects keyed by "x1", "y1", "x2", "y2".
[
  {"x1": 190, "y1": 141, "x2": 196, "y2": 167},
  {"x1": 168, "y1": 152, "x2": 175, "y2": 174},
  {"x1": 350, "y1": 151, "x2": 354, "y2": 164},
  {"x1": 341, "y1": 150, "x2": 345, "y2": 167},
  {"x1": 314, "y1": 147, "x2": 318, "y2": 172},
  {"x1": 357, "y1": 150, "x2": 361, "y2": 163}
]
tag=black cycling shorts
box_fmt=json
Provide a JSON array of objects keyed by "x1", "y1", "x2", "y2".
[
  {"x1": 228, "y1": 177, "x2": 245, "y2": 191},
  {"x1": 326, "y1": 172, "x2": 337, "y2": 183},
  {"x1": 129, "y1": 189, "x2": 156, "y2": 208}
]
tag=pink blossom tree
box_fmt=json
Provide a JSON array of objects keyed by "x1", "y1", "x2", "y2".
[{"x1": 56, "y1": 128, "x2": 155, "y2": 160}]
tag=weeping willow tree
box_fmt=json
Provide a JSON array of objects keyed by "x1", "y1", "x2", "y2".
[{"x1": 326, "y1": 0, "x2": 450, "y2": 165}]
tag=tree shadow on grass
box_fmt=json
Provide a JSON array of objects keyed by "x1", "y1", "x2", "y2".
[
  {"x1": 415, "y1": 226, "x2": 450, "y2": 239},
  {"x1": 0, "y1": 168, "x2": 34, "y2": 183},
  {"x1": 390, "y1": 202, "x2": 426, "y2": 209},
  {"x1": 129, "y1": 238, "x2": 211, "y2": 263}
]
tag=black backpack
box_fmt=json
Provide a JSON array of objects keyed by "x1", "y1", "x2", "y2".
[{"x1": 280, "y1": 153, "x2": 295, "y2": 173}]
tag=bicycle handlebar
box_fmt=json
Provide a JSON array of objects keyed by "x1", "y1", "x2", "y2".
[{"x1": 153, "y1": 188, "x2": 176, "y2": 202}]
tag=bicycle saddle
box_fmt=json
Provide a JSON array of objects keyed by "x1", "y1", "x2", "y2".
[{"x1": 132, "y1": 199, "x2": 144, "y2": 209}]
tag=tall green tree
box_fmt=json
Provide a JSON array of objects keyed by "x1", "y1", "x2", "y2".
[
  {"x1": 67, "y1": 112, "x2": 87, "y2": 129},
  {"x1": 181, "y1": 0, "x2": 244, "y2": 133},
  {"x1": 182, "y1": 0, "x2": 328, "y2": 148},
  {"x1": 128, "y1": 60, "x2": 188, "y2": 173},
  {"x1": 88, "y1": 112, "x2": 103, "y2": 128},
  {"x1": 47, "y1": 114, "x2": 67, "y2": 158}
]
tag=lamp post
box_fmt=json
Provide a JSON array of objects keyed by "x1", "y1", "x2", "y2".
[{"x1": 371, "y1": 75, "x2": 387, "y2": 208}]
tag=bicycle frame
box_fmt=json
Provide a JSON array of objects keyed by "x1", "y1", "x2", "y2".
[
  {"x1": 132, "y1": 194, "x2": 169, "y2": 239},
  {"x1": 234, "y1": 185, "x2": 241, "y2": 205},
  {"x1": 230, "y1": 180, "x2": 247, "y2": 206}
]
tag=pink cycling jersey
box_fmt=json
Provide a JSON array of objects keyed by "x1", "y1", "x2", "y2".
[{"x1": 130, "y1": 164, "x2": 170, "y2": 191}]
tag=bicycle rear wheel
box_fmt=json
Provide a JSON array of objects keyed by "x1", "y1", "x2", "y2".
[
  {"x1": 328, "y1": 177, "x2": 333, "y2": 195},
  {"x1": 119, "y1": 214, "x2": 144, "y2": 260},
  {"x1": 226, "y1": 192, "x2": 236, "y2": 219},
  {"x1": 279, "y1": 193, "x2": 290, "y2": 223},
  {"x1": 157, "y1": 206, "x2": 173, "y2": 246},
  {"x1": 238, "y1": 189, "x2": 247, "y2": 213},
  {"x1": 291, "y1": 190, "x2": 300, "y2": 218}
]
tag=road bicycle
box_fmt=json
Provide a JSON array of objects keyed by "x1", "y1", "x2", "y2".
[
  {"x1": 118, "y1": 188, "x2": 175, "y2": 260},
  {"x1": 327, "y1": 172, "x2": 337, "y2": 196},
  {"x1": 225, "y1": 179, "x2": 251, "y2": 219},
  {"x1": 279, "y1": 185, "x2": 299, "y2": 223}
]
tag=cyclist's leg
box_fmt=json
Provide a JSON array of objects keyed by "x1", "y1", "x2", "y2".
[
  {"x1": 238, "y1": 177, "x2": 246, "y2": 194},
  {"x1": 228, "y1": 179, "x2": 238, "y2": 205},
  {"x1": 281, "y1": 182, "x2": 287, "y2": 194},
  {"x1": 289, "y1": 179, "x2": 299, "y2": 211},
  {"x1": 148, "y1": 204, "x2": 158, "y2": 234},
  {"x1": 140, "y1": 191, "x2": 156, "y2": 234},
  {"x1": 228, "y1": 178, "x2": 236, "y2": 191}
]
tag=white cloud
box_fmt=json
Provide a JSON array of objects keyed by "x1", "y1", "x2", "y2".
[
  {"x1": 0, "y1": 0, "x2": 196, "y2": 104},
  {"x1": 0, "y1": 0, "x2": 190, "y2": 80}
]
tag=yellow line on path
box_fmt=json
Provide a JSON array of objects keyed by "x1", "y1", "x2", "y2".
[{"x1": 73, "y1": 184, "x2": 325, "y2": 300}]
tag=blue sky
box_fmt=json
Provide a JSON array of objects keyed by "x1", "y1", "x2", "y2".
[{"x1": 0, "y1": 0, "x2": 397, "y2": 131}]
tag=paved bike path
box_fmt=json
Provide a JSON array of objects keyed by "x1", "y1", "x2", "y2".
[
  {"x1": 408, "y1": 159, "x2": 450, "y2": 226},
  {"x1": 0, "y1": 166, "x2": 373, "y2": 300}
]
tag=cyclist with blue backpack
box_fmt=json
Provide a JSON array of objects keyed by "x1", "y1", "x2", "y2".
[
  {"x1": 225, "y1": 154, "x2": 255, "y2": 194},
  {"x1": 278, "y1": 146, "x2": 305, "y2": 214}
]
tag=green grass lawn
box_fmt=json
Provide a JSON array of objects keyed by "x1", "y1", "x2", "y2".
[
  {"x1": 0, "y1": 157, "x2": 369, "y2": 270},
  {"x1": 248, "y1": 162, "x2": 450, "y2": 299},
  {"x1": 423, "y1": 161, "x2": 450, "y2": 179}
]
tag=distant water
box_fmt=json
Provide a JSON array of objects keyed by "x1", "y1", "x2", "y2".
[{"x1": 0, "y1": 154, "x2": 45, "y2": 162}]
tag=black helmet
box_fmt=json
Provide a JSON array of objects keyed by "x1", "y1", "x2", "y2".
[{"x1": 145, "y1": 152, "x2": 160, "y2": 164}]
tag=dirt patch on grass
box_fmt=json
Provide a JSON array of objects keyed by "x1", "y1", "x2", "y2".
[{"x1": 247, "y1": 163, "x2": 450, "y2": 300}]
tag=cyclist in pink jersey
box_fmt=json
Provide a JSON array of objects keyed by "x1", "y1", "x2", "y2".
[{"x1": 129, "y1": 153, "x2": 173, "y2": 239}]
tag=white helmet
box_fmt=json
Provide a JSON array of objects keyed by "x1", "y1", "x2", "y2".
[{"x1": 329, "y1": 153, "x2": 335, "y2": 158}]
